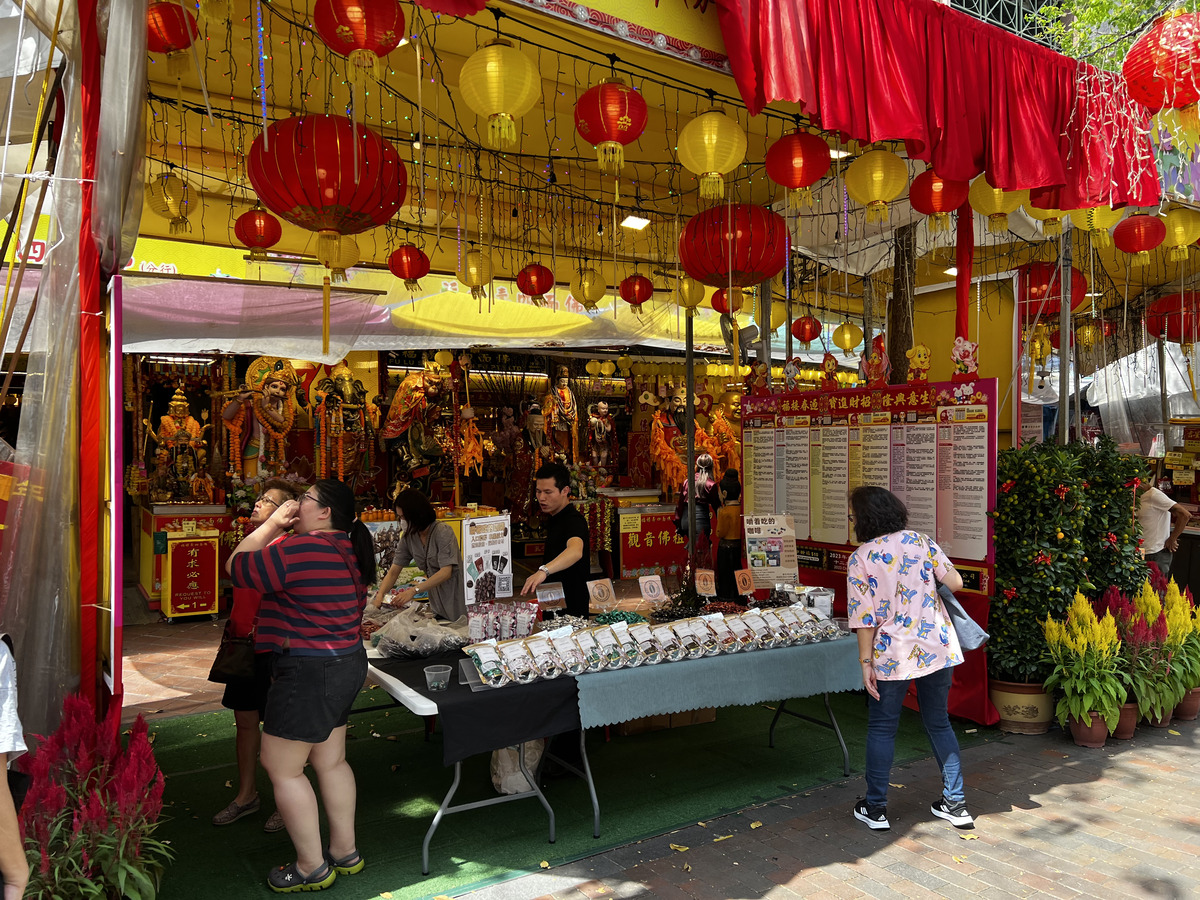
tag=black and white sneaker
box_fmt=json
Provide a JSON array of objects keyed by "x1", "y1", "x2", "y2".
[
  {"x1": 853, "y1": 798, "x2": 890, "y2": 830},
  {"x1": 931, "y1": 796, "x2": 974, "y2": 829}
]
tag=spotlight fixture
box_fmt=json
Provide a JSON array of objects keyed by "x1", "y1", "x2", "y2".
[{"x1": 621, "y1": 214, "x2": 651, "y2": 230}]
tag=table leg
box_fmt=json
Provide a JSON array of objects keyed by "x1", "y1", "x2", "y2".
[
  {"x1": 766, "y1": 695, "x2": 851, "y2": 775},
  {"x1": 516, "y1": 742, "x2": 556, "y2": 844},
  {"x1": 421, "y1": 760, "x2": 463, "y2": 876},
  {"x1": 823, "y1": 692, "x2": 851, "y2": 777},
  {"x1": 768, "y1": 699, "x2": 787, "y2": 748},
  {"x1": 578, "y1": 729, "x2": 600, "y2": 838}
]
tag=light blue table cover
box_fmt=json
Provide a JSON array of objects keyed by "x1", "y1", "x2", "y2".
[{"x1": 575, "y1": 637, "x2": 862, "y2": 728}]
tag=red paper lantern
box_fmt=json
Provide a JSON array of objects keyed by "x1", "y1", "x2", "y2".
[
  {"x1": 1122, "y1": 11, "x2": 1200, "y2": 114},
  {"x1": 619, "y1": 274, "x2": 654, "y2": 313},
  {"x1": 517, "y1": 263, "x2": 556, "y2": 304},
  {"x1": 248, "y1": 114, "x2": 406, "y2": 262},
  {"x1": 764, "y1": 131, "x2": 831, "y2": 205},
  {"x1": 147, "y1": 1, "x2": 197, "y2": 74},
  {"x1": 574, "y1": 78, "x2": 648, "y2": 175},
  {"x1": 1016, "y1": 262, "x2": 1089, "y2": 325},
  {"x1": 1113, "y1": 214, "x2": 1167, "y2": 266},
  {"x1": 313, "y1": 0, "x2": 405, "y2": 85},
  {"x1": 791, "y1": 314, "x2": 822, "y2": 347},
  {"x1": 710, "y1": 288, "x2": 743, "y2": 316},
  {"x1": 908, "y1": 170, "x2": 970, "y2": 233},
  {"x1": 679, "y1": 205, "x2": 788, "y2": 289},
  {"x1": 234, "y1": 206, "x2": 283, "y2": 261},
  {"x1": 1146, "y1": 292, "x2": 1200, "y2": 349},
  {"x1": 388, "y1": 244, "x2": 430, "y2": 290}
]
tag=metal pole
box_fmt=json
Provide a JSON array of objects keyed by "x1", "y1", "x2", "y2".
[
  {"x1": 1058, "y1": 233, "x2": 1071, "y2": 445},
  {"x1": 1159, "y1": 336, "x2": 1170, "y2": 428},
  {"x1": 685, "y1": 312, "x2": 696, "y2": 564},
  {"x1": 758, "y1": 281, "x2": 772, "y2": 387}
]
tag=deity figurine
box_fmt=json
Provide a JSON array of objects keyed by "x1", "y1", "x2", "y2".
[
  {"x1": 313, "y1": 362, "x2": 381, "y2": 490},
  {"x1": 509, "y1": 401, "x2": 552, "y2": 538},
  {"x1": 860, "y1": 335, "x2": 891, "y2": 389},
  {"x1": 709, "y1": 390, "x2": 742, "y2": 475},
  {"x1": 220, "y1": 357, "x2": 302, "y2": 478},
  {"x1": 379, "y1": 362, "x2": 448, "y2": 493},
  {"x1": 587, "y1": 401, "x2": 618, "y2": 470},
  {"x1": 542, "y1": 365, "x2": 580, "y2": 464},
  {"x1": 145, "y1": 386, "x2": 212, "y2": 486}
]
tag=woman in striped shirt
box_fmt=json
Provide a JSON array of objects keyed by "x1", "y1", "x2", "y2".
[{"x1": 227, "y1": 479, "x2": 376, "y2": 893}]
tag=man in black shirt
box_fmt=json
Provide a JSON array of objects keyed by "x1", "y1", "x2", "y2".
[{"x1": 520, "y1": 461, "x2": 591, "y2": 616}]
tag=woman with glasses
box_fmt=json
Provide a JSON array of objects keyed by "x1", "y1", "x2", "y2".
[
  {"x1": 211, "y1": 478, "x2": 297, "y2": 834},
  {"x1": 227, "y1": 479, "x2": 377, "y2": 893},
  {"x1": 845, "y1": 485, "x2": 972, "y2": 834}
]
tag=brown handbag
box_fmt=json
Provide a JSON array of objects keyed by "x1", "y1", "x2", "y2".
[{"x1": 208, "y1": 621, "x2": 256, "y2": 684}]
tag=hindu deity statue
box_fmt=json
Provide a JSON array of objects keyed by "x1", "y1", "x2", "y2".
[
  {"x1": 145, "y1": 386, "x2": 211, "y2": 484},
  {"x1": 313, "y1": 362, "x2": 381, "y2": 490},
  {"x1": 379, "y1": 361, "x2": 448, "y2": 493},
  {"x1": 220, "y1": 356, "x2": 302, "y2": 478},
  {"x1": 709, "y1": 390, "x2": 742, "y2": 475},
  {"x1": 508, "y1": 401, "x2": 552, "y2": 538},
  {"x1": 587, "y1": 400, "x2": 618, "y2": 470},
  {"x1": 542, "y1": 365, "x2": 580, "y2": 465}
]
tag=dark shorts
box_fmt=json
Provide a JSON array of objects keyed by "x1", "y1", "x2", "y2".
[
  {"x1": 263, "y1": 647, "x2": 368, "y2": 744},
  {"x1": 220, "y1": 652, "x2": 273, "y2": 717}
]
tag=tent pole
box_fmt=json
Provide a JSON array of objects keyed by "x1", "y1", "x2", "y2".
[
  {"x1": 1058, "y1": 232, "x2": 1071, "y2": 445},
  {"x1": 686, "y1": 312, "x2": 695, "y2": 566}
]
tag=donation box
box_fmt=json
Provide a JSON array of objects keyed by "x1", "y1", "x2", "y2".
[{"x1": 161, "y1": 528, "x2": 220, "y2": 620}]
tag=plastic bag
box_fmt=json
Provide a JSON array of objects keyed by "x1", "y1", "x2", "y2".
[{"x1": 490, "y1": 740, "x2": 545, "y2": 794}]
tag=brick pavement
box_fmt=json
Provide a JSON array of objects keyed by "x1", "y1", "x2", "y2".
[{"x1": 455, "y1": 718, "x2": 1200, "y2": 899}]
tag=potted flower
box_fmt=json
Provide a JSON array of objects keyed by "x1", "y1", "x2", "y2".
[
  {"x1": 1042, "y1": 592, "x2": 1125, "y2": 747},
  {"x1": 1164, "y1": 580, "x2": 1200, "y2": 720},
  {"x1": 1074, "y1": 437, "x2": 1149, "y2": 599},
  {"x1": 19, "y1": 694, "x2": 172, "y2": 899},
  {"x1": 1100, "y1": 581, "x2": 1178, "y2": 727}
]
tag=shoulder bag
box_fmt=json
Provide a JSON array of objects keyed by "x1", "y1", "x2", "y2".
[
  {"x1": 208, "y1": 620, "x2": 256, "y2": 684},
  {"x1": 921, "y1": 535, "x2": 989, "y2": 651}
]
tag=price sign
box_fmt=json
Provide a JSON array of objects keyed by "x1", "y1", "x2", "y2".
[
  {"x1": 734, "y1": 568, "x2": 755, "y2": 596},
  {"x1": 638, "y1": 574, "x2": 665, "y2": 603},
  {"x1": 181, "y1": 519, "x2": 197, "y2": 535},
  {"x1": 694, "y1": 568, "x2": 716, "y2": 597},
  {"x1": 587, "y1": 578, "x2": 616, "y2": 608}
]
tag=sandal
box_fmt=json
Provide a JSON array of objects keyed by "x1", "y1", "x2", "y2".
[
  {"x1": 328, "y1": 849, "x2": 364, "y2": 876},
  {"x1": 211, "y1": 796, "x2": 260, "y2": 826},
  {"x1": 263, "y1": 810, "x2": 286, "y2": 834},
  {"x1": 267, "y1": 861, "x2": 336, "y2": 893}
]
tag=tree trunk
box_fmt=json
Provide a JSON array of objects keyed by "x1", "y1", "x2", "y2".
[{"x1": 888, "y1": 223, "x2": 916, "y2": 384}]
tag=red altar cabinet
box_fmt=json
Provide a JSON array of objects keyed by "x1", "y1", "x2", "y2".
[
  {"x1": 137, "y1": 504, "x2": 232, "y2": 612},
  {"x1": 162, "y1": 528, "x2": 221, "y2": 620},
  {"x1": 616, "y1": 505, "x2": 689, "y2": 579}
]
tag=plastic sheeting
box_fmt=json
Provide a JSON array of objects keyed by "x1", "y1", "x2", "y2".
[{"x1": 1086, "y1": 342, "x2": 1200, "y2": 446}]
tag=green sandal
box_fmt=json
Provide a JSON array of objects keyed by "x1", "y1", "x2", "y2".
[
  {"x1": 328, "y1": 849, "x2": 364, "y2": 876},
  {"x1": 267, "y1": 860, "x2": 336, "y2": 893}
]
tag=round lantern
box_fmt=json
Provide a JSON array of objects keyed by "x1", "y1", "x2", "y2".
[
  {"x1": 755, "y1": 301, "x2": 787, "y2": 332},
  {"x1": 1068, "y1": 205, "x2": 1124, "y2": 247},
  {"x1": 147, "y1": 1, "x2": 197, "y2": 76},
  {"x1": 617, "y1": 354, "x2": 633, "y2": 373},
  {"x1": 234, "y1": 205, "x2": 282, "y2": 260},
  {"x1": 573, "y1": 78, "x2": 648, "y2": 175},
  {"x1": 1023, "y1": 202, "x2": 1065, "y2": 237},
  {"x1": 571, "y1": 268, "x2": 607, "y2": 311},
  {"x1": 1076, "y1": 321, "x2": 1104, "y2": 352},
  {"x1": 313, "y1": 0, "x2": 405, "y2": 86},
  {"x1": 619, "y1": 274, "x2": 654, "y2": 314},
  {"x1": 764, "y1": 130, "x2": 831, "y2": 207},
  {"x1": 676, "y1": 107, "x2": 747, "y2": 201},
  {"x1": 1016, "y1": 261, "x2": 1089, "y2": 325},
  {"x1": 791, "y1": 314, "x2": 822, "y2": 348},
  {"x1": 1122, "y1": 11, "x2": 1200, "y2": 128},
  {"x1": 457, "y1": 250, "x2": 493, "y2": 300},
  {"x1": 908, "y1": 169, "x2": 969, "y2": 232},
  {"x1": 968, "y1": 174, "x2": 1029, "y2": 233},
  {"x1": 679, "y1": 204, "x2": 788, "y2": 289},
  {"x1": 317, "y1": 235, "x2": 360, "y2": 282},
  {"x1": 585, "y1": 360, "x2": 601, "y2": 377},
  {"x1": 248, "y1": 114, "x2": 406, "y2": 262},
  {"x1": 434, "y1": 350, "x2": 454, "y2": 368},
  {"x1": 1113, "y1": 214, "x2": 1167, "y2": 266},
  {"x1": 711, "y1": 288, "x2": 743, "y2": 316},
  {"x1": 845, "y1": 150, "x2": 909, "y2": 224},
  {"x1": 1146, "y1": 292, "x2": 1200, "y2": 353},
  {"x1": 1163, "y1": 207, "x2": 1200, "y2": 261},
  {"x1": 600, "y1": 360, "x2": 617, "y2": 376},
  {"x1": 146, "y1": 173, "x2": 193, "y2": 234},
  {"x1": 458, "y1": 39, "x2": 541, "y2": 150},
  {"x1": 387, "y1": 243, "x2": 430, "y2": 290},
  {"x1": 675, "y1": 276, "x2": 706, "y2": 317},
  {"x1": 517, "y1": 263, "x2": 555, "y2": 305},
  {"x1": 832, "y1": 320, "x2": 864, "y2": 357}
]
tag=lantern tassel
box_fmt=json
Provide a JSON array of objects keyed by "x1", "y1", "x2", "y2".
[
  {"x1": 596, "y1": 142, "x2": 624, "y2": 176},
  {"x1": 988, "y1": 213, "x2": 1009, "y2": 233},
  {"x1": 1171, "y1": 245, "x2": 1190, "y2": 262},
  {"x1": 1187, "y1": 351, "x2": 1198, "y2": 404},
  {"x1": 788, "y1": 187, "x2": 813, "y2": 209},
  {"x1": 929, "y1": 212, "x2": 950, "y2": 233},
  {"x1": 249, "y1": 248, "x2": 268, "y2": 262},
  {"x1": 318, "y1": 231, "x2": 340, "y2": 265},
  {"x1": 487, "y1": 114, "x2": 518, "y2": 149},
  {"x1": 167, "y1": 50, "x2": 188, "y2": 78},
  {"x1": 699, "y1": 172, "x2": 725, "y2": 200},
  {"x1": 322, "y1": 276, "x2": 331, "y2": 355},
  {"x1": 865, "y1": 201, "x2": 889, "y2": 225},
  {"x1": 404, "y1": 277, "x2": 421, "y2": 291},
  {"x1": 1092, "y1": 229, "x2": 1113, "y2": 248},
  {"x1": 1133, "y1": 250, "x2": 1151, "y2": 267},
  {"x1": 347, "y1": 49, "x2": 381, "y2": 88},
  {"x1": 169, "y1": 215, "x2": 190, "y2": 235},
  {"x1": 329, "y1": 267, "x2": 348, "y2": 284}
]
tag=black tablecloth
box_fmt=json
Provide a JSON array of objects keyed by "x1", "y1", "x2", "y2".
[{"x1": 372, "y1": 653, "x2": 581, "y2": 766}]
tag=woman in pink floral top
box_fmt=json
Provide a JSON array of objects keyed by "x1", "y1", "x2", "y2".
[{"x1": 845, "y1": 486, "x2": 973, "y2": 833}]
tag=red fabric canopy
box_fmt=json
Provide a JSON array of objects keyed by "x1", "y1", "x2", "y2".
[{"x1": 715, "y1": 0, "x2": 1160, "y2": 208}]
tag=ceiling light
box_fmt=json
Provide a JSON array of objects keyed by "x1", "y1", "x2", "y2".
[
  {"x1": 621, "y1": 214, "x2": 650, "y2": 231},
  {"x1": 829, "y1": 149, "x2": 851, "y2": 159},
  {"x1": 1085, "y1": 291, "x2": 1102, "y2": 297},
  {"x1": 944, "y1": 266, "x2": 958, "y2": 276},
  {"x1": 398, "y1": 38, "x2": 410, "y2": 47},
  {"x1": 412, "y1": 140, "x2": 422, "y2": 150}
]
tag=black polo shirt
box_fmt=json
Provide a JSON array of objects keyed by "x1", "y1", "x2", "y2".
[{"x1": 543, "y1": 502, "x2": 591, "y2": 617}]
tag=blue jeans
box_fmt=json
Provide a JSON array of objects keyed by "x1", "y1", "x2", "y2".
[{"x1": 865, "y1": 666, "x2": 963, "y2": 809}]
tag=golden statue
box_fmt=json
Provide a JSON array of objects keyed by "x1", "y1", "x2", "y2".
[
  {"x1": 709, "y1": 390, "x2": 743, "y2": 475},
  {"x1": 144, "y1": 386, "x2": 212, "y2": 486},
  {"x1": 313, "y1": 362, "x2": 380, "y2": 488},
  {"x1": 220, "y1": 357, "x2": 301, "y2": 478},
  {"x1": 542, "y1": 365, "x2": 580, "y2": 465}
]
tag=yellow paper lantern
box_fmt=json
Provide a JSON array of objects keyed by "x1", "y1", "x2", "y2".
[
  {"x1": 458, "y1": 39, "x2": 541, "y2": 149},
  {"x1": 968, "y1": 175, "x2": 1029, "y2": 233},
  {"x1": 457, "y1": 250, "x2": 494, "y2": 300},
  {"x1": 617, "y1": 355, "x2": 633, "y2": 373},
  {"x1": 1075, "y1": 321, "x2": 1103, "y2": 352},
  {"x1": 570, "y1": 268, "x2": 607, "y2": 311},
  {"x1": 1028, "y1": 324, "x2": 1053, "y2": 368},
  {"x1": 676, "y1": 107, "x2": 747, "y2": 200},
  {"x1": 147, "y1": 173, "x2": 193, "y2": 234},
  {"x1": 832, "y1": 320, "x2": 864, "y2": 357},
  {"x1": 585, "y1": 360, "x2": 601, "y2": 376},
  {"x1": 1023, "y1": 202, "x2": 1064, "y2": 236},
  {"x1": 631, "y1": 362, "x2": 647, "y2": 376},
  {"x1": 434, "y1": 350, "x2": 454, "y2": 367},
  {"x1": 844, "y1": 149, "x2": 908, "y2": 224},
  {"x1": 695, "y1": 363, "x2": 708, "y2": 377},
  {"x1": 1164, "y1": 207, "x2": 1200, "y2": 261},
  {"x1": 675, "y1": 276, "x2": 706, "y2": 316},
  {"x1": 317, "y1": 234, "x2": 360, "y2": 282},
  {"x1": 757, "y1": 301, "x2": 787, "y2": 332},
  {"x1": 1068, "y1": 205, "x2": 1123, "y2": 247}
]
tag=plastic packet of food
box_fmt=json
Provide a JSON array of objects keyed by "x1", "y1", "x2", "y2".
[
  {"x1": 688, "y1": 618, "x2": 721, "y2": 656},
  {"x1": 498, "y1": 608, "x2": 515, "y2": 641},
  {"x1": 465, "y1": 640, "x2": 511, "y2": 687},
  {"x1": 739, "y1": 610, "x2": 780, "y2": 649},
  {"x1": 515, "y1": 606, "x2": 534, "y2": 639},
  {"x1": 524, "y1": 634, "x2": 563, "y2": 679},
  {"x1": 467, "y1": 607, "x2": 487, "y2": 643},
  {"x1": 651, "y1": 623, "x2": 685, "y2": 661},
  {"x1": 669, "y1": 620, "x2": 705, "y2": 659},
  {"x1": 572, "y1": 628, "x2": 607, "y2": 672},
  {"x1": 760, "y1": 609, "x2": 796, "y2": 645},
  {"x1": 628, "y1": 622, "x2": 662, "y2": 664},
  {"x1": 701, "y1": 613, "x2": 741, "y2": 653},
  {"x1": 590, "y1": 625, "x2": 628, "y2": 668},
  {"x1": 611, "y1": 621, "x2": 645, "y2": 667},
  {"x1": 724, "y1": 614, "x2": 759, "y2": 650},
  {"x1": 544, "y1": 626, "x2": 588, "y2": 675},
  {"x1": 496, "y1": 638, "x2": 539, "y2": 684}
]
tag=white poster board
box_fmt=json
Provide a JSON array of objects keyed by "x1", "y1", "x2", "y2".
[{"x1": 462, "y1": 514, "x2": 513, "y2": 604}]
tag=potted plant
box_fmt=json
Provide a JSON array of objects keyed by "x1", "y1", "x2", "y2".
[
  {"x1": 1075, "y1": 437, "x2": 1149, "y2": 599},
  {"x1": 19, "y1": 694, "x2": 172, "y2": 899},
  {"x1": 1164, "y1": 580, "x2": 1200, "y2": 720},
  {"x1": 1042, "y1": 592, "x2": 1125, "y2": 748},
  {"x1": 1100, "y1": 581, "x2": 1178, "y2": 727}
]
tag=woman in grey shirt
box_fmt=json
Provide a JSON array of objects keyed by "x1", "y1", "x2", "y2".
[{"x1": 369, "y1": 489, "x2": 466, "y2": 620}]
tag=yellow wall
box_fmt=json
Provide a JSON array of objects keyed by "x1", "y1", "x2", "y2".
[
  {"x1": 585, "y1": 0, "x2": 725, "y2": 52},
  {"x1": 914, "y1": 281, "x2": 1015, "y2": 446}
]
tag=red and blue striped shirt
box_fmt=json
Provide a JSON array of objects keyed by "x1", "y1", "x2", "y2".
[{"x1": 230, "y1": 532, "x2": 364, "y2": 656}]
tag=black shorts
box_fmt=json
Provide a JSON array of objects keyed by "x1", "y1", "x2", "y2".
[
  {"x1": 220, "y1": 652, "x2": 273, "y2": 717},
  {"x1": 263, "y1": 647, "x2": 368, "y2": 744}
]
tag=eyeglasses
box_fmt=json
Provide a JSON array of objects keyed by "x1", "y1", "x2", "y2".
[
  {"x1": 257, "y1": 496, "x2": 279, "y2": 509},
  {"x1": 299, "y1": 493, "x2": 321, "y2": 506}
]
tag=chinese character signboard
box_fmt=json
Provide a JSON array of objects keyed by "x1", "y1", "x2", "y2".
[
  {"x1": 618, "y1": 510, "x2": 688, "y2": 579},
  {"x1": 162, "y1": 531, "x2": 219, "y2": 618}
]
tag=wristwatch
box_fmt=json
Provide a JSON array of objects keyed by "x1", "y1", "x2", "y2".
[{"x1": 538, "y1": 565, "x2": 551, "y2": 576}]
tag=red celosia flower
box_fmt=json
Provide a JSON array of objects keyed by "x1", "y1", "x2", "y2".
[{"x1": 1001, "y1": 480, "x2": 1016, "y2": 493}]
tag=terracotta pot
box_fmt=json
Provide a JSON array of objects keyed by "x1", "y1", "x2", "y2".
[
  {"x1": 1111, "y1": 702, "x2": 1138, "y2": 740},
  {"x1": 1067, "y1": 713, "x2": 1108, "y2": 748},
  {"x1": 1173, "y1": 686, "x2": 1200, "y2": 722},
  {"x1": 1145, "y1": 712, "x2": 1173, "y2": 728},
  {"x1": 989, "y1": 680, "x2": 1054, "y2": 734}
]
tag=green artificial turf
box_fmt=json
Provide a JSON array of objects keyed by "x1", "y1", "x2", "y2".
[{"x1": 150, "y1": 683, "x2": 992, "y2": 900}]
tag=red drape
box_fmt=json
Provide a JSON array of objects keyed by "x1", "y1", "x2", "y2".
[{"x1": 715, "y1": 0, "x2": 1161, "y2": 208}]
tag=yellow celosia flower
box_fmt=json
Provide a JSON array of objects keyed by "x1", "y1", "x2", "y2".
[{"x1": 1136, "y1": 580, "x2": 1163, "y2": 624}]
